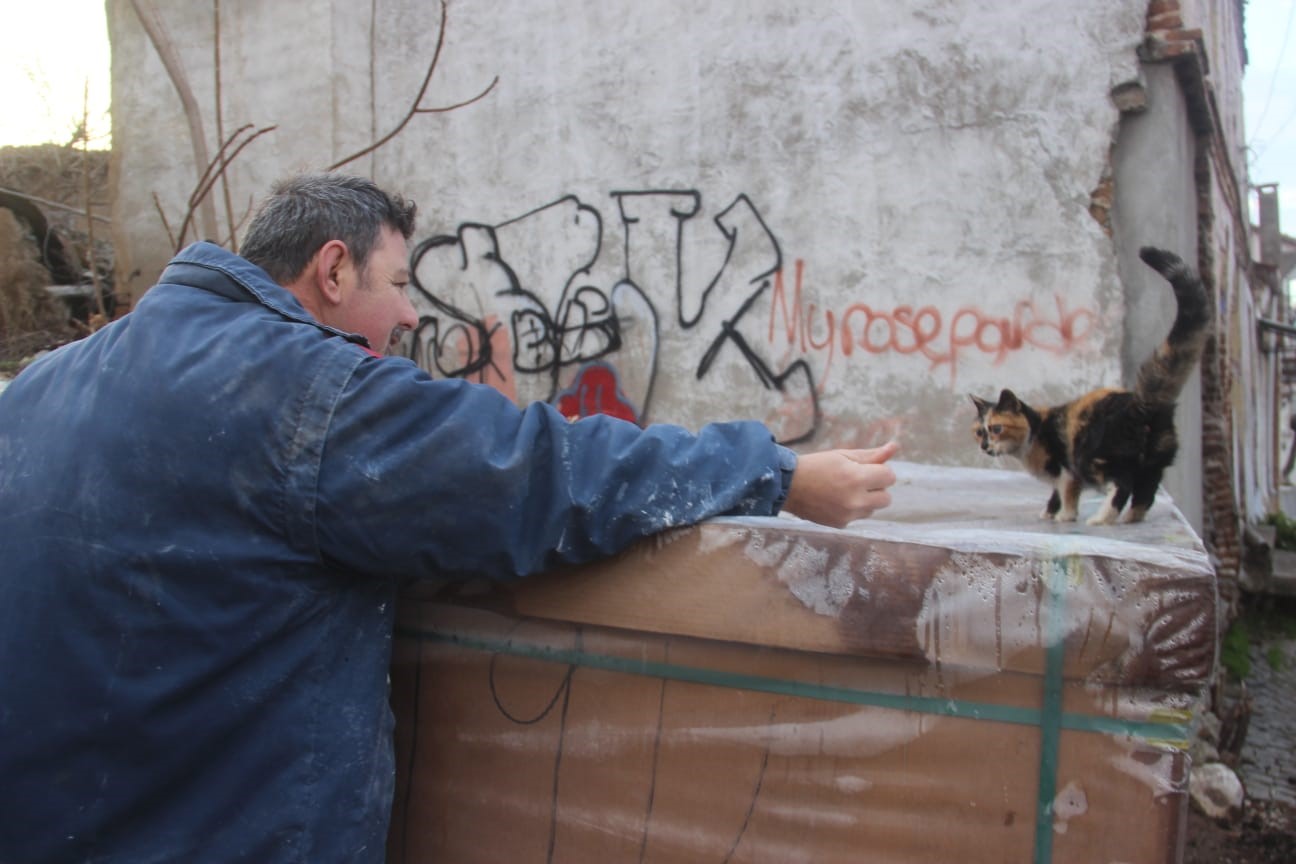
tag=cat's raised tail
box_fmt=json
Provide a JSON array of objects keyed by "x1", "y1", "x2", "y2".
[{"x1": 1133, "y1": 246, "x2": 1211, "y2": 405}]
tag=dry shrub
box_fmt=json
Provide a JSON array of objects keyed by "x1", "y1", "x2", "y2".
[
  {"x1": 0, "y1": 142, "x2": 113, "y2": 282},
  {"x1": 0, "y1": 144, "x2": 109, "y2": 220},
  {"x1": 0, "y1": 209, "x2": 73, "y2": 363},
  {"x1": 0, "y1": 144, "x2": 113, "y2": 366}
]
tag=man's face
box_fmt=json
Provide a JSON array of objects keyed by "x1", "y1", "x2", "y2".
[{"x1": 340, "y1": 225, "x2": 416, "y2": 353}]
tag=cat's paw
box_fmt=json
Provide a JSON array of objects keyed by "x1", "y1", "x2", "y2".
[
  {"x1": 1055, "y1": 509, "x2": 1078, "y2": 522},
  {"x1": 1039, "y1": 507, "x2": 1056, "y2": 521},
  {"x1": 1087, "y1": 500, "x2": 1122, "y2": 525}
]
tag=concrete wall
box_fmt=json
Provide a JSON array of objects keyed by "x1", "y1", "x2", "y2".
[
  {"x1": 110, "y1": 0, "x2": 1159, "y2": 468},
  {"x1": 1137, "y1": 0, "x2": 1277, "y2": 590},
  {"x1": 1111, "y1": 61, "x2": 1202, "y2": 530},
  {"x1": 1207, "y1": 0, "x2": 1284, "y2": 534},
  {"x1": 108, "y1": 0, "x2": 1269, "y2": 539}
]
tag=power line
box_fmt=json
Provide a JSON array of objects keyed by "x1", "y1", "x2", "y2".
[
  {"x1": 1249, "y1": 0, "x2": 1296, "y2": 142},
  {"x1": 1253, "y1": 97, "x2": 1296, "y2": 165}
]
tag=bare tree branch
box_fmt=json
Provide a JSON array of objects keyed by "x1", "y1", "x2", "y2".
[
  {"x1": 144, "y1": 0, "x2": 495, "y2": 253},
  {"x1": 217, "y1": 196, "x2": 257, "y2": 249},
  {"x1": 0, "y1": 186, "x2": 111, "y2": 224},
  {"x1": 129, "y1": 0, "x2": 219, "y2": 240},
  {"x1": 80, "y1": 81, "x2": 107, "y2": 320},
  {"x1": 412, "y1": 77, "x2": 499, "y2": 115},
  {"x1": 153, "y1": 192, "x2": 177, "y2": 250},
  {"x1": 187, "y1": 123, "x2": 254, "y2": 210},
  {"x1": 327, "y1": 0, "x2": 497, "y2": 172},
  {"x1": 213, "y1": 0, "x2": 238, "y2": 251},
  {"x1": 174, "y1": 124, "x2": 277, "y2": 251}
]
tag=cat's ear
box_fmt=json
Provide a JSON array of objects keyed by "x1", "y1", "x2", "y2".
[
  {"x1": 969, "y1": 394, "x2": 992, "y2": 416},
  {"x1": 996, "y1": 389, "x2": 1022, "y2": 412}
]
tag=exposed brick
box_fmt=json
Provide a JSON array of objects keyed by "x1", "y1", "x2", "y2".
[
  {"x1": 1139, "y1": 36, "x2": 1183, "y2": 63},
  {"x1": 1111, "y1": 80, "x2": 1148, "y2": 113},
  {"x1": 1159, "y1": 39, "x2": 1196, "y2": 58},
  {"x1": 1148, "y1": 11, "x2": 1184, "y2": 30},
  {"x1": 1088, "y1": 168, "x2": 1114, "y2": 236},
  {"x1": 1161, "y1": 27, "x2": 1205, "y2": 43}
]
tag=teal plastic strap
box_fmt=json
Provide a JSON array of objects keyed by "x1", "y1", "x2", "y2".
[
  {"x1": 1032, "y1": 557, "x2": 1070, "y2": 864},
  {"x1": 394, "y1": 622, "x2": 1186, "y2": 743},
  {"x1": 399, "y1": 552, "x2": 1190, "y2": 861}
]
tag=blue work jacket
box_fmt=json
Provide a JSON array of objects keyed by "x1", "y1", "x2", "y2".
[{"x1": 0, "y1": 242, "x2": 795, "y2": 863}]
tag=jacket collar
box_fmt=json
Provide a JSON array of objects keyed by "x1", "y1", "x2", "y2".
[{"x1": 160, "y1": 242, "x2": 370, "y2": 347}]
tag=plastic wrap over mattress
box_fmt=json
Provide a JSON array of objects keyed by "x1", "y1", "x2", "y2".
[{"x1": 388, "y1": 462, "x2": 1216, "y2": 863}]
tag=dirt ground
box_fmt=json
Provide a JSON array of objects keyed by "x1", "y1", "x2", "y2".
[{"x1": 1185, "y1": 800, "x2": 1296, "y2": 863}]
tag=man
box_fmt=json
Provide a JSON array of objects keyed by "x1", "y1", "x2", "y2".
[{"x1": 0, "y1": 174, "x2": 897, "y2": 863}]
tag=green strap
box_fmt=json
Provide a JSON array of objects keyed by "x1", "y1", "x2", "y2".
[
  {"x1": 1033, "y1": 558, "x2": 1070, "y2": 864},
  {"x1": 399, "y1": 552, "x2": 1189, "y2": 860},
  {"x1": 394, "y1": 623, "x2": 1187, "y2": 743}
]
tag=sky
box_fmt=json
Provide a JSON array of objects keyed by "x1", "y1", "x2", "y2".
[
  {"x1": 0, "y1": 0, "x2": 111, "y2": 149},
  {"x1": 0, "y1": 1, "x2": 1294, "y2": 226},
  {"x1": 1244, "y1": 0, "x2": 1296, "y2": 224}
]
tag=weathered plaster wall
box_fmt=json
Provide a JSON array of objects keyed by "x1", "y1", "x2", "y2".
[
  {"x1": 1111, "y1": 62, "x2": 1202, "y2": 530},
  {"x1": 1200, "y1": 0, "x2": 1284, "y2": 536},
  {"x1": 1134, "y1": 0, "x2": 1267, "y2": 593},
  {"x1": 112, "y1": 0, "x2": 1173, "y2": 467},
  {"x1": 107, "y1": 0, "x2": 362, "y2": 294}
]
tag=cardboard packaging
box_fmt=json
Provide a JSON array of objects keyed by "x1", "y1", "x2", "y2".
[{"x1": 387, "y1": 463, "x2": 1216, "y2": 863}]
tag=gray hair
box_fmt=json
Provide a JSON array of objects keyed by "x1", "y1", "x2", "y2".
[{"x1": 239, "y1": 173, "x2": 417, "y2": 284}]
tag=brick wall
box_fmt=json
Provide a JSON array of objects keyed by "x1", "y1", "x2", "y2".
[{"x1": 1143, "y1": 0, "x2": 1252, "y2": 614}]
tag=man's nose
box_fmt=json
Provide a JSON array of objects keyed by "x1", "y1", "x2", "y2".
[{"x1": 396, "y1": 293, "x2": 418, "y2": 334}]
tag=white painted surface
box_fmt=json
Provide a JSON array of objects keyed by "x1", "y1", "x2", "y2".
[{"x1": 107, "y1": 0, "x2": 1243, "y2": 473}]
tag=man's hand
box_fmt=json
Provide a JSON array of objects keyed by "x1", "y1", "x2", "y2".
[{"x1": 781, "y1": 441, "x2": 900, "y2": 527}]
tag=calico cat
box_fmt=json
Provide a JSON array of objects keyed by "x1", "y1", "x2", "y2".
[{"x1": 970, "y1": 246, "x2": 1210, "y2": 525}]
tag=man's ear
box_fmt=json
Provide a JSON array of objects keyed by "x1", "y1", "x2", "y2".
[{"x1": 314, "y1": 240, "x2": 350, "y2": 306}]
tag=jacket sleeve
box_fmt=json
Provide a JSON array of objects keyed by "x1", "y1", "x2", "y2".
[{"x1": 312, "y1": 358, "x2": 793, "y2": 581}]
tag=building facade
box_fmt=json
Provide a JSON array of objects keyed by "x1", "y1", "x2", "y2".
[{"x1": 108, "y1": 0, "x2": 1270, "y2": 605}]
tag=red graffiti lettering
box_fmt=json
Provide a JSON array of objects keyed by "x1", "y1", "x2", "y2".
[
  {"x1": 771, "y1": 261, "x2": 838, "y2": 387},
  {"x1": 767, "y1": 260, "x2": 1097, "y2": 386}
]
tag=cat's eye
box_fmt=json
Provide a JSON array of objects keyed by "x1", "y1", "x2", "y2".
[{"x1": 989, "y1": 424, "x2": 1003, "y2": 435}]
